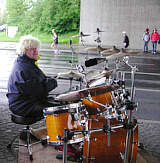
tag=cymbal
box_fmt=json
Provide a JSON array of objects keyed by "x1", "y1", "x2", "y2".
[
  {"x1": 57, "y1": 71, "x2": 84, "y2": 79},
  {"x1": 94, "y1": 28, "x2": 105, "y2": 33},
  {"x1": 88, "y1": 69, "x2": 113, "y2": 82},
  {"x1": 72, "y1": 32, "x2": 90, "y2": 38},
  {"x1": 105, "y1": 49, "x2": 141, "y2": 60},
  {"x1": 55, "y1": 84, "x2": 119, "y2": 102},
  {"x1": 101, "y1": 46, "x2": 120, "y2": 54},
  {"x1": 85, "y1": 70, "x2": 102, "y2": 81},
  {"x1": 85, "y1": 45, "x2": 109, "y2": 52}
]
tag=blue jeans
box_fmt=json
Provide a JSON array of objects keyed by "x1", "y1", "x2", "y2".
[
  {"x1": 152, "y1": 41, "x2": 157, "y2": 54},
  {"x1": 144, "y1": 41, "x2": 149, "y2": 52}
]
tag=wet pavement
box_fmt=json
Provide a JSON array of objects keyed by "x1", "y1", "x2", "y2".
[{"x1": 0, "y1": 42, "x2": 160, "y2": 162}]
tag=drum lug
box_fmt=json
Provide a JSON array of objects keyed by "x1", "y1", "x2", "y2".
[
  {"x1": 120, "y1": 152, "x2": 125, "y2": 160},
  {"x1": 91, "y1": 137, "x2": 97, "y2": 141},
  {"x1": 56, "y1": 135, "x2": 61, "y2": 140}
]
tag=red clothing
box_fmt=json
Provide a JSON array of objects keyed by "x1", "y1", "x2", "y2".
[{"x1": 151, "y1": 32, "x2": 160, "y2": 42}]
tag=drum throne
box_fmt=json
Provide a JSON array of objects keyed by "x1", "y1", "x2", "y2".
[{"x1": 7, "y1": 113, "x2": 43, "y2": 161}]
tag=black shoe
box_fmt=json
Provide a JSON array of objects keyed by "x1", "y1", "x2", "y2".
[{"x1": 56, "y1": 154, "x2": 77, "y2": 162}]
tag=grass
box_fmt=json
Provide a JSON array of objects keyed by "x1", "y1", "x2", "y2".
[{"x1": 0, "y1": 31, "x2": 79, "y2": 44}]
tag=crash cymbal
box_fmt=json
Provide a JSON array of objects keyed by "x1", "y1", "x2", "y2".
[
  {"x1": 57, "y1": 70, "x2": 84, "y2": 79},
  {"x1": 101, "y1": 46, "x2": 120, "y2": 54},
  {"x1": 105, "y1": 49, "x2": 141, "y2": 60},
  {"x1": 85, "y1": 45, "x2": 109, "y2": 52},
  {"x1": 72, "y1": 32, "x2": 90, "y2": 38},
  {"x1": 55, "y1": 84, "x2": 119, "y2": 102}
]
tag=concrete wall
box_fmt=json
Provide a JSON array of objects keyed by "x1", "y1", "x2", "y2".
[{"x1": 80, "y1": 0, "x2": 160, "y2": 49}]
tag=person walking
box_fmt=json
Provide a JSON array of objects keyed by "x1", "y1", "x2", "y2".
[
  {"x1": 122, "y1": 31, "x2": 129, "y2": 49},
  {"x1": 51, "y1": 29, "x2": 59, "y2": 54},
  {"x1": 150, "y1": 28, "x2": 160, "y2": 54},
  {"x1": 142, "y1": 28, "x2": 150, "y2": 53}
]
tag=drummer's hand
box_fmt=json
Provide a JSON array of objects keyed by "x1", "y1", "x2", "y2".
[{"x1": 52, "y1": 75, "x2": 57, "y2": 80}]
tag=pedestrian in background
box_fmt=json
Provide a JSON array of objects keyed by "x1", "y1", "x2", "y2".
[
  {"x1": 150, "y1": 28, "x2": 160, "y2": 54},
  {"x1": 142, "y1": 28, "x2": 150, "y2": 53},
  {"x1": 122, "y1": 31, "x2": 129, "y2": 49},
  {"x1": 51, "y1": 29, "x2": 59, "y2": 54}
]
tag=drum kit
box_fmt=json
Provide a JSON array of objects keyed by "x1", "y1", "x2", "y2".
[{"x1": 43, "y1": 28, "x2": 142, "y2": 163}]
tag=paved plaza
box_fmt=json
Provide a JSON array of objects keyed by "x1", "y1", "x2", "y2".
[{"x1": 0, "y1": 43, "x2": 160, "y2": 162}]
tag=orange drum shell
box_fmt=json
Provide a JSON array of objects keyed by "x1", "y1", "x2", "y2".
[
  {"x1": 82, "y1": 92, "x2": 112, "y2": 115},
  {"x1": 83, "y1": 117, "x2": 138, "y2": 163},
  {"x1": 45, "y1": 112, "x2": 83, "y2": 143}
]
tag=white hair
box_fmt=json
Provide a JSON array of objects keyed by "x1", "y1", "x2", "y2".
[{"x1": 16, "y1": 35, "x2": 40, "y2": 55}]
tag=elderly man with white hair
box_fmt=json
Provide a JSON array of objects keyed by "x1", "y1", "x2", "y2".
[{"x1": 7, "y1": 35, "x2": 58, "y2": 118}]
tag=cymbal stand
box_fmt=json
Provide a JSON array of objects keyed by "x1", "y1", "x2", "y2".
[
  {"x1": 63, "y1": 129, "x2": 69, "y2": 163},
  {"x1": 94, "y1": 32, "x2": 102, "y2": 56},
  {"x1": 80, "y1": 34, "x2": 89, "y2": 60},
  {"x1": 112, "y1": 59, "x2": 120, "y2": 81},
  {"x1": 123, "y1": 59, "x2": 138, "y2": 163},
  {"x1": 69, "y1": 40, "x2": 75, "y2": 68},
  {"x1": 76, "y1": 64, "x2": 88, "y2": 89}
]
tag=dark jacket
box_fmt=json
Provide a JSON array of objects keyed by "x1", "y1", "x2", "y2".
[
  {"x1": 7, "y1": 55, "x2": 57, "y2": 117},
  {"x1": 123, "y1": 35, "x2": 129, "y2": 48}
]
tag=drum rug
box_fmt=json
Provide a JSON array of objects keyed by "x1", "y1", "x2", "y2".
[{"x1": 18, "y1": 127, "x2": 75, "y2": 163}]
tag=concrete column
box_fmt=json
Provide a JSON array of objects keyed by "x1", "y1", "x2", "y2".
[{"x1": 80, "y1": 0, "x2": 160, "y2": 49}]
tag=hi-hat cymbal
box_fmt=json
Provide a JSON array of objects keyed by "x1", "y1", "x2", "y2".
[
  {"x1": 105, "y1": 49, "x2": 141, "y2": 60},
  {"x1": 57, "y1": 71, "x2": 84, "y2": 79},
  {"x1": 72, "y1": 32, "x2": 90, "y2": 38},
  {"x1": 101, "y1": 46, "x2": 120, "y2": 54},
  {"x1": 55, "y1": 84, "x2": 119, "y2": 102},
  {"x1": 85, "y1": 45, "x2": 109, "y2": 52}
]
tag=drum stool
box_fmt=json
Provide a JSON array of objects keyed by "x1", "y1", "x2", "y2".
[{"x1": 7, "y1": 113, "x2": 43, "y2": 161}]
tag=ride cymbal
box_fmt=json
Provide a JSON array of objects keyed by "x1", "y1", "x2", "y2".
[{"x1": 55, "y1": 84, "x2": 119, "y2": 102}]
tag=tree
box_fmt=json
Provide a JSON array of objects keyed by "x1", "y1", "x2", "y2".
[{"x1": 5, "y1": 0, "x2": 80, "y2": 34}]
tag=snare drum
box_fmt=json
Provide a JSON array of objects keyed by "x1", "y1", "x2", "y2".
[
  {"x1": 44, "y1": 103, "x2": 84, "y2": 145},
  {"x1": 83, "y1": 116, "x2": 138, "y2": 163}
]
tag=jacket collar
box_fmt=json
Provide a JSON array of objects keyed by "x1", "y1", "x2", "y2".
[{"x1": 18, "y1": 54, "x2": 36, "y2": 64}]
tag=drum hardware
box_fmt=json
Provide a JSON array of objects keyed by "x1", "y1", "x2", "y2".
[
  {"x1": 122, "y1": 60, "x2": 138, "y2": 163},
  {"x1": 72, "y1": 32, "x2": 90, "y2": 48},
  {"x1": 72, "y1": 32, "x2": 91, "y2": 38},
  {"x1": 69, "y1": 39, "x2": 77, "y2": 69},
  {"x1": 94, "y1": 28, "x2": 105, "y2": 34},
  {"x1": 93, "y1": 28, "x2": 105, "y2": 49}
]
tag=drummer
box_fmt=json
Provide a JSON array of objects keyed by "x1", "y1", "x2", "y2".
[{"x1": 7, "y1": 35, "x2": 58, "y2": 118}]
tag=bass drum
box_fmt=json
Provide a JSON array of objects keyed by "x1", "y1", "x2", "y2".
[
  {"x1": 83, "y1": 116, "x2": 138, "y2": 163},
  {"x1": 82, "y1": 91, "x2": 112, "y2": 115}
]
